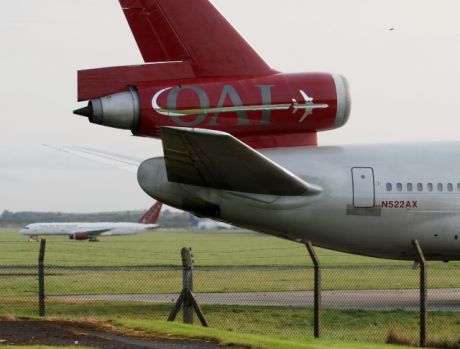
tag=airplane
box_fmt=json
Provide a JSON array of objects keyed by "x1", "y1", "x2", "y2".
[
  {"x1": 20, "y1": 201, "x2": 162, "y2": 242},
  {"x1": 72, "y1": 0, "x2": 460, "y2": 261},
  {"x1": 195, "y1": 218, "x2": 234, "y2": 231}
]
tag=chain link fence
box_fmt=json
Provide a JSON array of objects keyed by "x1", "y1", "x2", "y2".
[{"x1": 1, "y1": 243, "x2": 460, "y2": 347}]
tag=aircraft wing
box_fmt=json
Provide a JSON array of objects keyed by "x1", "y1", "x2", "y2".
[
  {"x1": 44, "y1": 145, "x2": 141, "y2": 173},
  {"x1": 160, "y1": 127, "x2": 321, "y2": 196},
  {"x1": 78, "y1": 228, "x2": 113, "y2": 237}
]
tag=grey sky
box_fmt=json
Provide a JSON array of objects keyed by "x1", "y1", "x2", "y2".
[{"x1": 1, "y1": 0, "x2": 459, "y2": 212}]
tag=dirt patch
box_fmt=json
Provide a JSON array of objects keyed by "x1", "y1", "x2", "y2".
[{"x1": 0, "y1": 319, "x2": 232, "y2": 349}]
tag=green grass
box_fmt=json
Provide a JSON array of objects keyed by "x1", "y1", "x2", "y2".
[
  {"x1": 113, "y1": 319, "x2": 419, "y2": 349},
  {"x1": 0, "y1": 228, "x2": 408, "y2": 267},
  {"x1": 0, "y1": 265, "x2": 431, "y2": 296},
  {"x1": 2, "y1": 347, "x2": 92, "y2": 349},
  {"x1": 0, "y1": 318, "x2": 418, "y2": 349},
  {"x1": 2, "y1": 228, "x2": 460, "y2": 346},
  {"x1": 3, "y1": 301, "x2": 458, "y2": 344},
  {"x1": 2, "y1": 227, "x2": 459, "y2": 270},
  {"x1": 2, "y1": 228, "x2": 460, "y2": 293}
]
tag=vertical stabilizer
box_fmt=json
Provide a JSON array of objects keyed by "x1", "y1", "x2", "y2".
[
  {"x1": 139, "y1": 201, "x2": 163, "y2": 224},
  {"x1": 120, "y1": 0, "x2": 274, "y2": 77}
]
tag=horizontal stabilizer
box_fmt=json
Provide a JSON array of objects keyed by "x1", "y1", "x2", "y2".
[
  {"x1": 77, "y1": 62, "x2": 195, "y2": 101},
  {"x1": 160, "y1": 127, "x2": 321, "y2": 196}
]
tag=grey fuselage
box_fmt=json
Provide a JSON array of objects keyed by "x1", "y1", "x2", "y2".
[{"x1": 140, "y1": 142, "x2": 460, "y2": 261}]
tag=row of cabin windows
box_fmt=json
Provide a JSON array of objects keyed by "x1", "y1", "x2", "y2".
[{"x1": 386, "y1": 182, "x2": 460, "y2": 192}]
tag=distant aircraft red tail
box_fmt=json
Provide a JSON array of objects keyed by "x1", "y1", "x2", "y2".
[
  {"x1": 120, "y1": 0, "x2": 274, "y2": 77},
  {"x1": 138, "y1": 201, "x2": 163, "y2": 224}
]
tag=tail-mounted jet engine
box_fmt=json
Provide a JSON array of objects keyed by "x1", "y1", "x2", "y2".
[
  {"x1": 73, "y1": 0, "x2": 352, "y2": 148},
  {"x1": 75, "y1": 72, "x2": 350, "y2": 148}
]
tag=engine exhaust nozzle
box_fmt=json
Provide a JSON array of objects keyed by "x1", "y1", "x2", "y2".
[
  {"x1": 73, "y1": 88, "x2": 140, "y2": 130},
  {"x1": 73, "y1": 104, "x2": 93, "y2": 118}
]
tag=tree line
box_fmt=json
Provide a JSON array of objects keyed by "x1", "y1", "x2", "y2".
[{"x1": 0, "y1": 209, "x2": 195, "y2": 228}]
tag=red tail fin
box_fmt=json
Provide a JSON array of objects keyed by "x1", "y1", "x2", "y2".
[
  {"x1": 139, "y1": 201, "x2": 163, "y2": 224},
  {"x1": 120, "y1": 0, "x2": 274, "y2": 77}
]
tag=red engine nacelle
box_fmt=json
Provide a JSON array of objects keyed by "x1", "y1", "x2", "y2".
[
  {"x1": 74, "y1": 71, "x2": 350, "y2": 148},
  {"x1": 69, "y1": 232, "x2": 90, "y2": 240}
]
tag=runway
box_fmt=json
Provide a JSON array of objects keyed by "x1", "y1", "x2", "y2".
[{"x1": 52, "y1": 288, "x2": 460, "y2": 311}]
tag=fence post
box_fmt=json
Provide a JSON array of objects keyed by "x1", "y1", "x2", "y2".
[
  {"x1": 38, "y1": 238, "x2": 46, "y2": 317},
  {"x1": 412, "y1": 240, "x2": 427, "y2": 347},
  {"x1": 306, "y1": 241, "x2": 321, "y2": 338},
  {"x1": 168, "y1": 247, "x2": 208, "y2": 326},
  {"x1": 181, "y1": 247, "x2": 194, "y2": 325}
]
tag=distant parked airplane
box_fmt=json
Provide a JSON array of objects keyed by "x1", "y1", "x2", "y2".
[
  {"x1": 20, "y1": 202, "x2": 162, "y2": 242},
  {"x1": 195, "y1": 218, "x2": 234, "y2": 230}
]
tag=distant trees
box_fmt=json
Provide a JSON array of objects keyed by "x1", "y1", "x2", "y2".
[
  {"x1": 157, "y1": 209, "x2": 195, "y2": 228},
  {"x1": 0, "y1": 209, "x2": 194, "y2": 228}
]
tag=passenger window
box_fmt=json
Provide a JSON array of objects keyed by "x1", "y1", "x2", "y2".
[
  {"x1": 448, "y1": 183, "x2": 453, "y2": 192},
  {"x1": 437, "y1": 183, "x2": 443, "y2": 192},
  {"x1": 457, "y1": 183, "x2": 460, "y2": 192},
  {"x1": 397, "y1": 183, "x2": 402, "y2": 192},
  {"x1": 386, "y1": 183, "x2": 392, "y2": 192},
  {"x1": 407, "y1": 183, "x2": 413, "y2": 192},
  {"x1": 427, "y1": 183, "x2": 433, "y2": 192},
  {"x1": 417, "y1": 183, "x2": 423, "y2": 191}
]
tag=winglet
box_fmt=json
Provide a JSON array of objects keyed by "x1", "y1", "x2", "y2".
[{"x1": 139, "y1": 201, "x2": 163, "y2": 224}]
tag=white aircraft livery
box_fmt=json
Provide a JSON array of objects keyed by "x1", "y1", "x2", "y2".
[{"x1": 20, "y1": 201, "x2": 162, "y2": 241}]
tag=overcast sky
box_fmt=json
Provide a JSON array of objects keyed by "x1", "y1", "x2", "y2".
[{"x1": 1, "y1": 0, "x2": 459, "y2": 212}]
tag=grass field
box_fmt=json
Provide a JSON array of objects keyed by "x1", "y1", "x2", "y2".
[
  {"x1": 0, "y1": 227, "x2": 396, "y2": 266},
  {"x1": 115, "y1": 319, "x2": 419, "y2": 349},
  {"x1": 1, "y1": 318, "x2": 418, "y2": 349},
  {"x1": 2, "y1": 347, "x2": 92, "y2": 349},
  {"x1": 2, "y1": 227, "x2": 460, "y2": 345},
  {"x1": 2, "y1": 228, "x2": 460, "y2": 292},
  {"x1": 3, "y1": 301, "x2": 458, "y2": 345}
]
